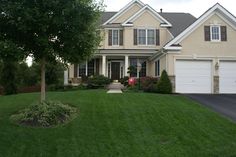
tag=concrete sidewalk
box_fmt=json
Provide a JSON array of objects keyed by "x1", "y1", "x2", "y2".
[{"x1": 107, "y1": 83, "x2": 124, "y2": 94}]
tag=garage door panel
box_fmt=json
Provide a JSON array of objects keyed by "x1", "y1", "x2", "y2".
[
  {"x1": 219, "y1": 61, "x2": 236, "y2": 93},
  {"x1": 176, "y1": 60, "x2": 212, "y2": 93}
]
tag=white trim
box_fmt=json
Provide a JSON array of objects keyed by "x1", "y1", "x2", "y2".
[
  {"x1": 103, "y1": 0, "x2": 145, "y2": 25},
  {"x1": 122, "y1": 5, "x2": 172, "y2": 27},
  {"x1": 210, "y1": 25, "x2": 221, "y2": 42},
  {"x1": 167, "y1": 29, "x2": 174, "y2": 39},
  {"x1": 215, "y1": 12, "x2": 236, "y2": 30},
  {"x1": 164, "y1": 3, "x2": 236, "y2": 50},
  {"x1": 165, "y1": 47, "x2": 182, "y2": 51}
]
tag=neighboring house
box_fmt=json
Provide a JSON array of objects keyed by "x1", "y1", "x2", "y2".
[{"x1": 66, "y1": 0, "x2": 236, "y2": 94}]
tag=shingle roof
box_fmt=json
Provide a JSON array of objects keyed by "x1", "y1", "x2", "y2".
[
  {"x1": 100, "y1": 12, "x2": 197, "y2": 37},
  {"x1": 100, "y1": 12, "x2": 117, "y2": 25},
  {"x1": 159, "y1": 12, "x2": 197, "y2": 37}
]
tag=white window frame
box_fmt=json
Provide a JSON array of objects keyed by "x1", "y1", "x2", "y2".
[
  {"x1": 210, "y1": 25, "x2": 221, "y2": 42},
  {"x1": 138, "y1": 29, "x2": 147, "y2": 45},
  {"x1": 147, "y1": 29, "x2": 155, "y2": 45},
  {"x1": 137, "y1": 28, "x2": 156, "y2": 46},
  {"x1": 112, "y1": 29, "x2": 120, "y2": 46}
]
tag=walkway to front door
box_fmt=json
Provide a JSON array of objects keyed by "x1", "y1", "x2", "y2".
[{"x1": 107, "y1": 82, "x2": 124, "y2": 93}]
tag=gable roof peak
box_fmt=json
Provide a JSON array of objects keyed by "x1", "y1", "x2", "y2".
[
  {"x1": 122, "y1": 4, "x2": 172, "y2": 27},
  {"x1": 102, "y1": 0, "x2": 145, "y2": 25},
  {"x1": 164, "y1": 2, "x2": 236, "y2": 50}
]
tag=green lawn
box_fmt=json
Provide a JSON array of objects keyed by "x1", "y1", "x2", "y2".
[{"x1": 0, "y1": 90, "x2": 236, "y2": 157}]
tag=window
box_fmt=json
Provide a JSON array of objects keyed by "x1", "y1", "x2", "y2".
[
  {"x1": 129, "y1": 58, "x2": 146, "y2": 77},
  {"x1": 155, "y1": 60, "x2": 160, "y2": 76},
  {"x1": 138, "y1": 29, "x2": 146, "y2": 45},
  {"x1": 129, "y1": 58, "x2": 137, "y2": 77},
  {"x1": 78, "y1": 59, "x2": 96, "y2": 77},
  {"x1": 87, "y1": 60, "x2": 95, "y2": 76},
  {"x1": 139, "y1": 59, "x2": 146, "y2": 77},
  {"x1": 112, "y1": 30, "x2": 119, "y2": 45},
  {"x1": 137, "y1": 29, "x2": 155, "y2": 45},
  {"x1": 147, "y1": 29, "x2": 155, "y2": 45},
  {"x1": 79, "y1": 63, "x2": 86, "y2": 77},
  {"x1": 211, "y1": 26, "x2": 220, "y2": 41}
]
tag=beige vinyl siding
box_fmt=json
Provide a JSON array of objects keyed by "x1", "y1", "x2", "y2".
[
  {"x1": 148, "y1": 55, "x2": 167, "y2": 77},
  {"x1": 166, "y1": 14, "x2": 236, "y2": 76},
  {"x1": 113, "y1": 3, "x2": 142, "y2": 24}
]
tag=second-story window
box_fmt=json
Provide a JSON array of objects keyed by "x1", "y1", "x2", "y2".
[
  {"x1": 108, "y1": 29, "x2": 123, "y2": 46},
  {"x1": 147, "y1": 29, "x2": 155, "y2": 45},
  {"x1": 211, "y1": 26, "x2": 220, "y2": 41},
  {"x1": 138, "y1": 29, "x2": 146, "y2": 45},
  {"x1": 112, "y1": 30, "x2": 119, "y2": 45},
  {"x1": 137, "y1": 29, "x2": 156, "y2": 46},
  {"x1": 204, "y1": 25, "x2": 227, "y2": 42}
]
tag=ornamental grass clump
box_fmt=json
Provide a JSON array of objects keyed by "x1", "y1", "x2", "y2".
[{"x1": 11, "y1": 101, "x2": 78, "y2": 127}]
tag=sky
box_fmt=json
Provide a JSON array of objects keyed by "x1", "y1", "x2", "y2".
[{"x1": 103, "y1": 0, "x2": 236, "y2": 18}]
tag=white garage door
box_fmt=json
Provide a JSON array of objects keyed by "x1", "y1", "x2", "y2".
[
  {"x1": 219, "y1": 61, "x2": 236, "y2": 93},
  {"x1": 176, "y1": 60, "x2": 212, "y2": 93}
]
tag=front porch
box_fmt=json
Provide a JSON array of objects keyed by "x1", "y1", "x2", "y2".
[{"x1": 67, "y1": 55, "x2": 149, "y2": 84}]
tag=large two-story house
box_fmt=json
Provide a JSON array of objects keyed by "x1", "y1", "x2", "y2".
[{"x1": 66, "y1": 0, "x2": 236, "y2": 94}]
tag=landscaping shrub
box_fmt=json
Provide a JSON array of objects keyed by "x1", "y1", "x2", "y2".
[
  {"x1": 157, "y1": 70, "x2": 172, "y2": 94},
  {"x1": 18, "y1": 85, "x2": 41, "y2": 93},
  {"x1": 119, "y1": 76, "x2": 129, "y2": 86},
  {"x1": 47, "y1": 84, "x2": 86, "y2": 92},
  {"x1": 81, "y1": 75, "x2": 89, "y2": 84},
  {"x1": 11, "y1": 101, "x2": 78, "y2": 127},
  {"x1": 128, "y1": 66, "x2": 137, "y2": 77},
  {"x1": 140, "y1": 77, "x2": 158, "y2": 92},
  {"x1": 87, "y1": 75, "x2": 111, "y2": 89}
]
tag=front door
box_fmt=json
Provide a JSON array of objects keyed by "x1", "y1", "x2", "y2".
[{"x1": 111, "y1": 62, "x2": 120, "y2": 80}]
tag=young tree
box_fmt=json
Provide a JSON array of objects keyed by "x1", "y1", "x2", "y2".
[{"x1": 0, "y1": 0, "x2": 103, "y2": 102}]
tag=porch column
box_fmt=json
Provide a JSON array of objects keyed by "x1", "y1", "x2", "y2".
[
  {"x1": 102, "y1": 55, "x2": 106, "y2": 76},
  {"x1": 125, "y1": 55, "x2": 129, "y2": 76},
  {"x1": 85, "y1": 61, "x2": 88, "y2": 76},
  {"x1": 64, "y1": 69, "x2": 69, "y2": 85}
]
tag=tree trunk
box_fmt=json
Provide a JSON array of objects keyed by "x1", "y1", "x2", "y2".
[{"x1": 40, "y1": 58, "x2": 46, "y2": 102}]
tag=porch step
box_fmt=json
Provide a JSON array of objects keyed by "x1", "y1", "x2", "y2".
[
  {"x1": 107, "y1": 89, "x2": 123, "y2": 94},
  {"x1": 113, "y1": 80, "x2": 119, "y2": 83},
  {"x1": 107, "y1": 82, "x2": 124, "y2": 94}
]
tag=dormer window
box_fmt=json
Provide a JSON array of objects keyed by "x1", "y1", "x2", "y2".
[{"x1": 211, "y1": 25, "x2": 220, "y2": 41}]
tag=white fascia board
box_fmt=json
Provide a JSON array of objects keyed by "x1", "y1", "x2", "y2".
[
  {"x1": 103, "y1": 0, "x2": 145, "y2": 25},
  {"x1": 215, "y1": 12, "x2": 236, "y2": 30},
  {"x1": 164, "y1": 47, "x2": 182, "y2": 51},
  {"x1": 121, "y1": 23, "x2": 134, "y2": 27},
  {"x1": 165, "y1": 3, "x2": 236, "y2": 48},
  {"x1": 122, "y1": 5, "x2": 172, "y2": 27}
]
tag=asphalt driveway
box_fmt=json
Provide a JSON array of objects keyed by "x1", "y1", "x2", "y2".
[{"x1": 187, "y1": 94, "x2": 236, "y2": 122}]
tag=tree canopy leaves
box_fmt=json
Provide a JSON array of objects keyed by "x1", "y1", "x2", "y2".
[{"x1": 0, "y1": 0, "x2": 103, "y2": 63}]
